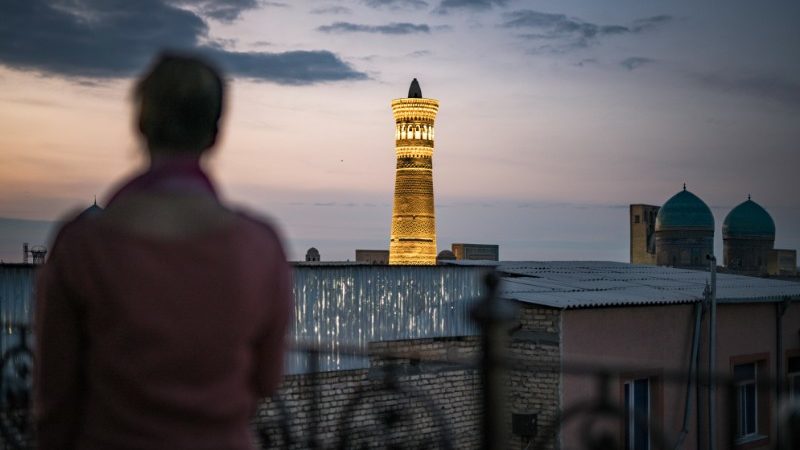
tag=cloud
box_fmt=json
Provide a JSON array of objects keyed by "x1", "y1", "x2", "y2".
[
  {"x1": 632, "y1": 15, "x2": 673, "y2": 32},
  {"x1": 620, "y1": 57, "x2": 653, "y2": 71},
  {"x1": 0, "y1": 0, "x2": 366, "y2": 84},
  {"x1": 363, "y1": 0, "x2": 429, "y2": 9},
  {"x1": 502, "y1": 10, "x2": 673, "y2": 53},
  {"x1": 318, "y1": 22, "x2": 431, "y2": 35},
  {"x1": 407, "y1": 50, "x2": 432, "y2": 57},
  {"x1": 310, "y1": 5, "x2": 352, "y2": 14},
  {"x1": 575, "y1": 58, "x2": 597, "y2": 67},
  {"x1": 206, "y1": 48, "x2": 368, "y2": 84},
  {"x1": 435, "y1": 0, "x2": 507, "y2": 14},
  {"x1": 694, "y1": 73, "x2": 800, "y2": 110},
  {"x1": 170, "y1": 0, "x2": 267, "y2": 22}
]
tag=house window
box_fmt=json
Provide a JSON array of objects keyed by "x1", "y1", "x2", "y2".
[
  {"x1": 624, "y1": 378, "x2": 650, "y2": 450},
  {"x1": 730, "y1": 356, "x2": 770, "y2": 446},
  {"x1": 634, "y1": 215, "x2": 641, "y2": 224},
  {"x1": 734, "y1": 363, "x2": 758, "y2": 440},
  {"x1": 789, "y1": 356, "x2": 800, "y2": 401}
]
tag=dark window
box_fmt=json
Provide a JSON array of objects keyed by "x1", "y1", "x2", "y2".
[
  {"x1": 634, "y1": 215, "x2": 641, "y2": 224},
  {"x1": 734, "y1": 363, "x2": 758, "y2": 439},
  {"x1": 624, "y1": 378, "x2": 650, "y2": 450},
  {"x1": 789, "y1": 356, "x2": 800, "y2": 401}
]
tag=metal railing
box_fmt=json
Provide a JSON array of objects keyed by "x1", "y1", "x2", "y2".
[
  {"x1": 0, "y1": 325, "x2": 32, "y2": 449},
  {"x1": 3, "y1": 274, "x2": 800, "y2": 449}
]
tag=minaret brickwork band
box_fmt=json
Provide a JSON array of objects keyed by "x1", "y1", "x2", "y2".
[{"x1": 389, "y1": 79, "x2": 439, "y2": 265}]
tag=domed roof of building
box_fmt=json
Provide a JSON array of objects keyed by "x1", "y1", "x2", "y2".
[
  {"x1": 78, "y1": 199, "x2": 103, "y2": 218},
  {"x1": 437, "y1": 250, "x2": 456, "y2": 261},
  {"x1": 723, "y1": 196, "x2": 775, "y2": 239},
  {"x1": 408, "y1": 78, "x2": 422, "y2": 98},
  {"x1": 655, "y1": 185, "x2": 714, "y2": 232},
  {"x1": 306, "y1": 247, "x2": 319, "y2": 256}
]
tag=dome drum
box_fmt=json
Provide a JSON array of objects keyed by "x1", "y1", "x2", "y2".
[
  {"x1": 655, "y1": 230, "x2": 714, "y2": 268},
  {"x1": 723, "y1": 238, "x2": 772, "y2": 274}
]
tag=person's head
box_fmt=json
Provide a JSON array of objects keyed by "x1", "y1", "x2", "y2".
[{"x1": 135, "y1": 53, "x2": 225, "y2": 157}]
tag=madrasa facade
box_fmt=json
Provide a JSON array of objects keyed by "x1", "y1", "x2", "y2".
[{"x1": 630, "y1": 185, "x2": 797, "y2": 276}]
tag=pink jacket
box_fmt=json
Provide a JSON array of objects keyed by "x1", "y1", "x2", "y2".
[{"x1": 34, "y1": 207, "x2": 292, "y2": 450}]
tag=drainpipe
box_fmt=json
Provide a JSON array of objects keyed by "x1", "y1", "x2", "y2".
[
  {"x1": 694, "y1": 298, "x2": 711, "y2": 450},
  {"x1": 707, "y1": 255, "x2": 717, "y2": 450},
  {"x1": 775, "y1": 297, "x2": 789, "y2": 446},
  {"x1": 673, "y1": 300, "x2": 704, "y2": 449}
]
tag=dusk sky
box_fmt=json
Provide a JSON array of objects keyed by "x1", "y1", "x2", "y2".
[{"x1": 1, "y1": 0, "x2": 798, "y2": 262}]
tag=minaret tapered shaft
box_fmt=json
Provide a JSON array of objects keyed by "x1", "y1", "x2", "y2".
[{"x1": 389, "y1": 79, "x2": 439, "y2": 265}]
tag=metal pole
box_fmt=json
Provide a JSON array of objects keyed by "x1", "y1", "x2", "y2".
[
  {"x1": 309, "y1": 349, "x2": 321, "y2": 449},
  {"x1": 707, "y1": 255, "x2": 717, "y2": 450},
  {"x1": 471, "y1": 272, "x2": 515, "y2": 450},
  {"x1": 775, "y1": 298, "x2": 788, "y2": 448}
]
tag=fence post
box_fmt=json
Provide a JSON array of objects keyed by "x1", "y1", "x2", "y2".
[{"x1": 471, "y1": 272, "x2": 516, "y2": 450}]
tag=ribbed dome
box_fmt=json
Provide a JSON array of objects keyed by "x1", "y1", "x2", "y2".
[
  {"x1": 655, "y1": 187, "x2": 714, "y2": 232},
  {"x1": 723, "y1": 198, "x2": 775, "y2": 239}
]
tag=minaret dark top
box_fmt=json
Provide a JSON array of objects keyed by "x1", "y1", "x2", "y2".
[{"x1": 408, "y1": 78, "x2": 422, "y2": 98}]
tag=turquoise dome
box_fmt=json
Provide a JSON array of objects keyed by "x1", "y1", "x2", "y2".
[
  {"x1": 78, "y1": 200, "x2": 103, "y2": 218},
  {"x1": 723, "y1": 198, "x2": 775, "y2": 238},
  {"x1": 655, "y1": 188, "x2": 714, "y2": 231}
]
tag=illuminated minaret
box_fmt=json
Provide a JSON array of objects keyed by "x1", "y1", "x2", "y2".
[{"x1": 389, "y1": 78, "x2": 439, "y2": 265}]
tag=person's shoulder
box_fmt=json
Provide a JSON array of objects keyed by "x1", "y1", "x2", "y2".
[{"x1": 49, "y1": 207, "x2": 105, "y2": 252}]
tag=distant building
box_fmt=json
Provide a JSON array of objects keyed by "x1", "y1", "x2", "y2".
[
  {"x1": 305, "y1": 247, "x2": 320, "y2": 262},
  {"x1": 768, "y1": 249, "x2": 797, "y2": 277},
  {"x1": 630, "y1": 204, "x2": 659, "y2": 265},
  {"x1": 723, "y1": 196, "x2": 775, "y2": 274},
  {"x1": 355, "y1": 250, "x2": 389, "y2": 265},
  {"x1": 389, "y1": 79, "x2": 439, "y2": 265},
  {"x1": 451, "y1": 243, "x2": 499, "y2": 261},
  {"x1": 655, "y1": 186, "x2": 715, "y2": 269},
  {"x1": 436, "y1": 250, "x2": 456, "y2": 264},
  {"x1": 633, "y1": 188, "x2": 798, "y2": 275}
]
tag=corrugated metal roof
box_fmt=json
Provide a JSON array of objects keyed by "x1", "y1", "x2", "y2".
[{"x1": 449, "y1": 261, "x2": 800, "y2": 309}]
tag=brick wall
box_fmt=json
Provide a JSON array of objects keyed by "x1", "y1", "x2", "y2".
[
  {"x1": 255, "y1": 337, "x2": 482, "y2": 449},
  {"x1": 507, "y1": 305, "x2": 561, "y2": 449},
  {"x1": 254, "y1": 304, "x2": 562, "y2": 449}
]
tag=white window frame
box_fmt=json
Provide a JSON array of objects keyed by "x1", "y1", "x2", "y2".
[
  {"x1": 788, "y1": 356, "x2": 800, "y2": 402},
  {"x1": 734, "y1": 362, "x2": 758, "y2": 441}
]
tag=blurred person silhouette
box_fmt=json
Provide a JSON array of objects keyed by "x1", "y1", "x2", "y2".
[{"x1": 34, "y1": 53, "x2": 293, "y2": 450}]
